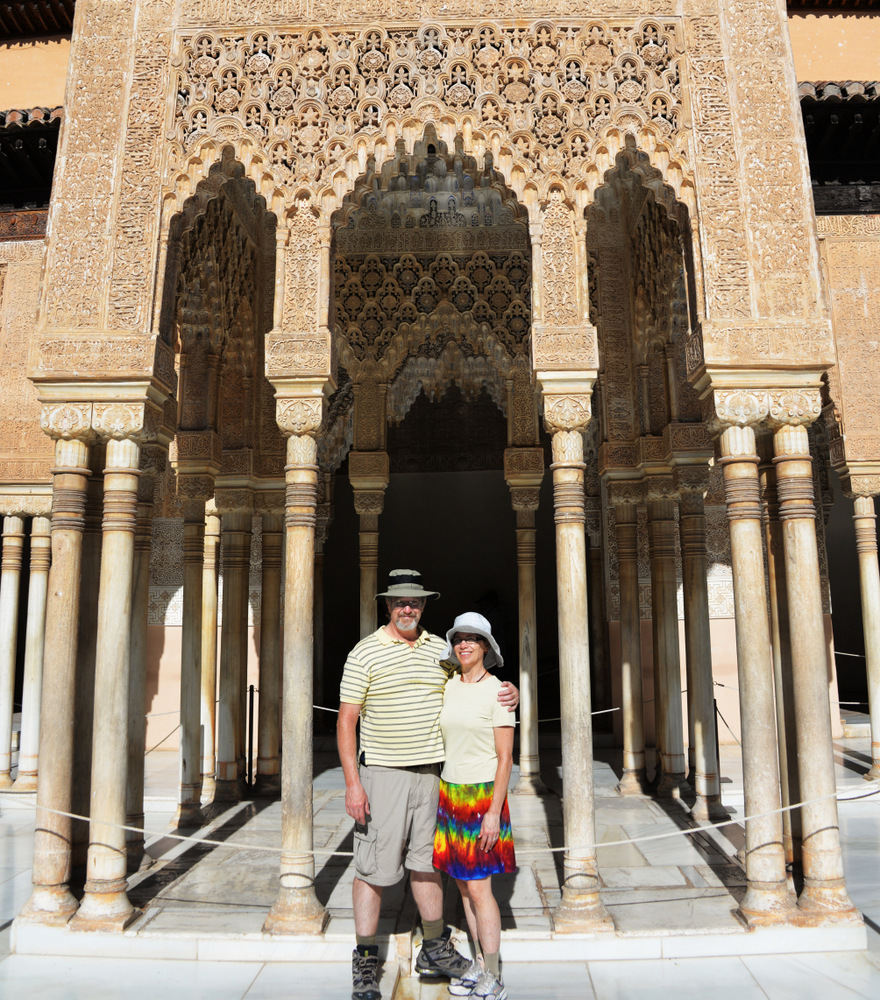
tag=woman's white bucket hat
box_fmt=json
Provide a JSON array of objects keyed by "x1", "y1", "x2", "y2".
[{"x1": 443, "y1": 611, "x2": 504, "y2": 669}]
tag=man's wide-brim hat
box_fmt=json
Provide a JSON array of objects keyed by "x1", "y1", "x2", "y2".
[
  {"x1": 443, "y1": 611, "x2": 504, "y2": 669},
  {"x1": 375, "y1": 568, "x2": 440, "y2": 600}
]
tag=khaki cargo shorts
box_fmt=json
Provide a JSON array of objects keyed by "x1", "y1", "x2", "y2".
[{"x1": 354, "y1": 762, "x2": 441, "y2": 886}]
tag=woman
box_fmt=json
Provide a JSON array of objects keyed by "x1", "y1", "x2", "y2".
[{"x1": 433, "y1": 611, "x2": 516, "y2": 1000}]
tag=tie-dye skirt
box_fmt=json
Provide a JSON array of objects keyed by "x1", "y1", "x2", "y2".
[{"x1": 432, "y1": 779, "x2": 516, "y2": 880}]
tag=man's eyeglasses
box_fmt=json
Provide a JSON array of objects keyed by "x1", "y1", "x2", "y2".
[{"x1": 390, "y1": 599, "x2": 425, "y2": 610}]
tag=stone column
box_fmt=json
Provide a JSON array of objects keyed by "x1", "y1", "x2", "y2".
[
  {"x1": 200, "y1": 507, "x2": 220, "y2": 798},
  {"x1": 214, "y1": 509, "x2": 252, "y2": 802},
  {"x1": 73, "y1": 426, "x2": 143, "y2": 932},
  {"x1": 256, "y1": 509, "x2": 283, "y2": 795},
  {"x1": 13, "y1": 515, "x2": 51, "y2": 791},
  {"x1": 0, "y1": 514, "x2": 25, "y2": 787},
  {"x1": 853, "y1": 494, "x2": 880, "y2": 780},
  {"x1": 265, "y1": 392, "x2": 327, "y2": 933},
  {"x1": 758, "y1": 437, "x2": 800, "y2": 865},
  {"x1": 126, "y1": 487, "x2": 154, "y2": 871},
  {"x1": 313, "y1": 472, "x2": 334, "y2": 725},
  {"x1": 609, "y1": 490, "x2": 647, "y2": 794},
  {"x1": 772, "y1": 406, "x2": 857, "y2": 918},
  {"x1": 647, "y1": 488, "x2": 688, "y2": 796},
  {"x1": 504, "y1": 447, "x2": 546, "y2": 795},
  {"x1": 349, "y1": 451, "x2": 389, "y2": 638},
  {"x1": 175, "y1": 494, "x2": 207, "y2": 827},
  {"x1": 539, "y1": 384, "x2": 610, "y2": 931},
  {"x1": 716, "y1": 409, "x2": 793, "y2": 921},
  {"x1": 20, "y1": 426, "x2": 92, "y2": 926},
  {"x1": 676, "y1": 481, "x2": 726, "y2": 820}
]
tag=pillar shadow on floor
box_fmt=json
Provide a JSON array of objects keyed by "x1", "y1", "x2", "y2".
[{"x1": 126, "y1": 797, "x2": 276, "y2": 909}]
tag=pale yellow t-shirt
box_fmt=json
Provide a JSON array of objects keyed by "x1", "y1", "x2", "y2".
[{"x1": 438, "y1": 673, "x2": 514, "y2": 784}]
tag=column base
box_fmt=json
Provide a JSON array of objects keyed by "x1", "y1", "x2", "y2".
[
  {"x1": 690, "y1": 795, "x2": 730, "y2": 823},
  {"x1": 173, "y1": 801, "x2": 205, "y2": 829},
  {"x1": 617, "y1": 768, "x2": 648, "y2": 796},
  {"x1": 0, "y1": 770, "x2": 13, "y2": 789},
  {"x1": 656, "y1": 770, "x2": 690, "y2": 799},
  {"x1": 511, "y1": 772, "x2": 551, "y2": 796},
  {"x1": 864, "y1": 764, "x2": 880, "y2": 782},
  {"x1": 212, "y1": 777, "x2": 243, "y2": 803},
  {"x1": 739, "y1": 883, "x2": 797, "y2": 926},
  {"x1": 70, "y1": 883, "x2": 137, "y2": 933},
  {"x1": 201, "y1": 772, "x2": 216, "y2": 800},
  {"x1": 263, "y1": 888, "x2": 328, "y2": 935},
  {"x1": 798, "y1": 883, "x2": 861, "y2": 920},
  {"x1": 254, "y1": 773, "x2": 282, "y2": 797},
  {"x1": 552, "y1": 892, "x2": 614, "y2": 933},
  {"x1": 12, "y1": 771, "x2": 38, "y2": 792},
  {"x1": 18, "y1": 885, "x2": 79, "y2": 926}
]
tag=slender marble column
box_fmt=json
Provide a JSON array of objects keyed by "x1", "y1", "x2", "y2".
[
  {"x1": 126, "y1": 497, "x2": 152, "y2": 870},
  {"x1": 176, "y1": 502, "x2": 205, "y2": 827},
  {"x1": 718, "y1": 424, "x2": 793, "y2": 921},
  {"x1": 512, "y1": 513, "x2": 546, "y2": 795},
  {"x1": 773, "y1": 422, "x2": 857, "y2": 917},
  {"x1": 614, "y1": 502, "x2": 647, "y2": 794},
  {"x1": 20, "y1": 437, "x2": 90, "y2": 925},
  {"x1": 214, "y1": 512, "x2": 252, "y2": 802},
  {"x1": 678, "y1": 491, "x2": 726, "y2": 820},
  {"x1": 543, "y1": 412, "x2": 610, "y2": 930},
  {"x1": 0, "y1": 515, "x2": 25, "y2": 787},
  {"x1": 13, "y1": 516, "x2": 51, "y2": 791},
  {"x1": 854, "y1": 495, "x2": 880, "y2": 780},
  {"x1": 350, "y1": 453, "x2": 388, "y2": 638},
  {"x1": 264, "y1": 429, "x2": 327, "y2": 933},
  {"x1": 72, "y1": 437, "x2": 141, "y2": 931},
  {"x1": 647, "y1": 496, "x2": 687, "y2": 795},
  {"x1": 200, "y1": 510, "x2": 220, "y2": 798},
  {"x1": 72, "y1": 460, "x2": 103, "y2": 866},
  {"x1": 256, "y1": 512, "x2": 282, "y2": 794},
  {"x1": 759, "y1": 443, "x2": 800, "y2": 865}
]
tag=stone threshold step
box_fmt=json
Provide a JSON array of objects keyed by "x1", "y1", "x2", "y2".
[{"x1": 12, "y1": 919, "x2": 866, "y2": 964}]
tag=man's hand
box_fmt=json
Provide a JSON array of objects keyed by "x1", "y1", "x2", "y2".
[
  {"x1": 345, "y1": 781, "x2": 370, "y2": 827},
  {"x1": 498, "y1": 680, "x2": 519, "y2": 711}
]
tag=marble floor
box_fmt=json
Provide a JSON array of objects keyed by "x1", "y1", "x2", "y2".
[{"x1": 1, "y1": 734, "x2": 879, "y2": 998}]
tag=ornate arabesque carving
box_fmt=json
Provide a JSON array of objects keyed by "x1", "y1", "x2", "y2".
[{"x1": 170, "y1": 20, "x2": 688, "y2": 201}]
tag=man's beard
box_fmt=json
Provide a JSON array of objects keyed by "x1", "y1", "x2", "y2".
[{"x1": 396, "y1": 615, "x2": 419, "y2": 632}]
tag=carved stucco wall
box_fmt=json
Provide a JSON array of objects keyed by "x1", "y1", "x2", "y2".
[
  {"x1": 149, "y1": 514, "x2": 264, "y2": 626},
  {"x1": 819, "y1": 215, "x2": 880, "y2": 496},
  {"x1": 0, "y1": 240, "x2": 53, "y2": 508},
  {"x1": 19, "y1": 3, "x2": 829, "y2": 397}
]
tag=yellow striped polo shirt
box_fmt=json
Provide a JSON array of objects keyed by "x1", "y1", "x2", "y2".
[{"x1": 339, "y1": 627, "x2": 452, "y2": 767}]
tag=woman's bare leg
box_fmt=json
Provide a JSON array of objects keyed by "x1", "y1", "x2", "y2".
[{"x1": 457, "y1": 876, "x2": 500, "y2": 957}]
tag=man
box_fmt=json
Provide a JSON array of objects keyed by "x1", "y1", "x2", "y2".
[{"x1": 338, "y1": 569, "x2": 519, "y2": 1000}]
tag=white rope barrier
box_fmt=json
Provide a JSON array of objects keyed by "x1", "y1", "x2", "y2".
[{"x1": 2, "y1": 782, "x2": 877, "y2": 863}]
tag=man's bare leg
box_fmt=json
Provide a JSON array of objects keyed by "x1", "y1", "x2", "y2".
[
  {"x1": 410, "y1": 870, "x2": 443, "y2": 923},
  {"x1": 353, "y1": 877, "x2": 383, "y2": 938}
]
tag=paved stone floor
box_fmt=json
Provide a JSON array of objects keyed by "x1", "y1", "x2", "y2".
[{"x1": 1, "y1": 733, "x2": 879, "y2": 997}]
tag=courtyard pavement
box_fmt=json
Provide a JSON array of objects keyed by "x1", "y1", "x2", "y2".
[{"x1": 0, "y1": 731, "x2": 879, "y2": 998}]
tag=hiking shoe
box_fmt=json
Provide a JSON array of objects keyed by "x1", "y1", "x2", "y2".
[
  {"x1": 469, "y1": 970, "x2": 508, "y2": 1000},
  {"x1": 448, "y1": 958, "x2": 483, "y2": 995},
  {"x1": 415, "y1": 926, "x2": 472, "y2": 980},
  {"x1": 352, "y1": 948, "x2": 381, "y2": 1000}
]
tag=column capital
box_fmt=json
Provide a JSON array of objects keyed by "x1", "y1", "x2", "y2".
[
  {"x1": 503, "y1": 446, "x2": 545, "y2": 489},
  {"x1": 538, "y1": 378, "x2": 594, "y2": 436},
  {"x1": 605, "y1": 478, "x2": 645, "y2": 507},
  {"x1": 766, "y1": 388, "x2": 823, "y2": 429},
  {"x1": 645, "y1": 474, "x2": 676, "y2": 502},
  {"x1": 706, "y1": 386, "x2": 823, "y2": 434},
  {"x1": 253, "y1": 489, "x2": 285, "y2": 515},
  {"x1": 348, "y1": 450, "x2": 390, "y2": 491},
  {"x1": 674, "y1": 465, "x2": 710, "y2": 498}
]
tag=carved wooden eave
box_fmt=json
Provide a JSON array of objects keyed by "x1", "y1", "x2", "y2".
[{"x1": 0, "y1": 2, "x2": 74, "y2": 40}]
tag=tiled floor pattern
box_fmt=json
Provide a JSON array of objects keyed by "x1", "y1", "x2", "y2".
[{"x1": 1, "y1": 736, "x2": 879, "y2": 997}]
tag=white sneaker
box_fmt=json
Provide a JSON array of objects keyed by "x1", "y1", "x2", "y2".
[
  {"x1": 469, "y1": 970, "x2": 508, "y2": 1000},
  {"x1": 448, "y1": 958, "x2": 482, "y2": 996}
]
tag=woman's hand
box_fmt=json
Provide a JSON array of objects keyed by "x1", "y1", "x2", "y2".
[{"x1": 479, "y1": 810, "x2": 501, "y2": 852}]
